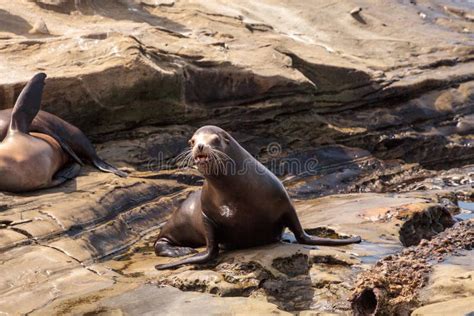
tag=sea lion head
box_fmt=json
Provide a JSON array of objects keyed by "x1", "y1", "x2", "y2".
[{"x1": 189, "y1": 125, "x2": 232, "y2": 176}]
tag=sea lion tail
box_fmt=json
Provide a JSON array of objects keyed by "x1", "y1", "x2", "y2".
[
  {"x1": 92, "y1": 157, "x2": 128, "y2": 177},
  {"x1": 9, "y1": 73, "x2": 47, "y2": 134}
]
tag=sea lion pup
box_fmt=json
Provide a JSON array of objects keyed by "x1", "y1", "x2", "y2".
[
  {"x1": 154, "y1": 126, "x2": 361, "y2": 270},
  {"x1": 0, "y1": 77, "x2": 126, "y2": 178}
]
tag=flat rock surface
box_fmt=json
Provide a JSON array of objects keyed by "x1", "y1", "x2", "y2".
[{"x1": 0, "y1": 0, "x2": 473, "y2": 314}]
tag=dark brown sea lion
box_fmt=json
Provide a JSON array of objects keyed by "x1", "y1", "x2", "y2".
[
  {"x1": 154, "y1": 126, "x2": 361, "y2": 270},
  {"x1": 0, "y1": 76, "x2": 126, "y2": 178}
]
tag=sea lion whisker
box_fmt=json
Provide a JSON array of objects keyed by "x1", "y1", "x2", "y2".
[
  {"x1": 216, "y1": 153, "x2": 225, "y2": 174},
  {"x1": 211, "y1": 149, "x2": 232, "y2": 167},
  {"x1": 211, "y1": 150, "x2": 226, "y2": 174},
  {"x1": 213, "y1": 148, "x2": 232, "y2": 161},
  {"x1": 213, "y1": 150, "x2": 233, "y2": 174},
  {"x1": 216, "y1": 153, "x2": 234, "y2": 170},
  {"x1": 184, "y1": 153, "x2": 195, "y2": 168},
  {"x1": 175, "y1": 155, "x2": 187, "y2": 167},
  {"x1": 177, "y1": 152, "x2": 193, "y2": 168},
  {"x1": 174, "y1": 149, "x2": 192, "y2": 163},
  {"x1": 174, "y1": 153, "x2": 190, "y2": 163},
  {"x1": 210, "y1": 151, "x2": 221, "y2": 175}
]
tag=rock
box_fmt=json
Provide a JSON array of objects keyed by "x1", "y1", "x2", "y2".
[
  {"x1": 29, "y1": 18, "x2": 50, "y2": 35},
  {"x1": 350, "y1": 220, "x2": 474, "y2": 315},
  {"x1": 412, "y1": 297, "x2": 474, "y2": 316},
  {"x1": 397, "y1": 203, "x2": 455, "y2": 246},
  {"x1": 139, "y1": 0, "x2": 175, "y2": 7},
  {"x1": 0, "y1": 0, "x2": 473, "y2": 314},
  {"x1": 416, "y1": 250, "x2": 474, "y2": 312},
  {"x1": 350, "y1": 7, "x2": 363, "y2": 16},
  {"x1": 156, "y1": 243, "x2": 311, "y2": 304},
  {"x1": 84, "y1": 285, "x2": 289, "y2": 315},
  {"x1": 0, "y1": 245, "x2": 116, "y2": 315},
  {"x1": 443, "y1": 5, "x2": 474, "y2": 22}
]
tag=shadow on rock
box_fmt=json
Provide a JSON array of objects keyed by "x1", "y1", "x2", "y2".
[{"x1": 0, "y1": 9, "x2": 32, "y2": 35}]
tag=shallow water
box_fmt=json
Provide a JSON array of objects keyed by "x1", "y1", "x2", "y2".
[
  {"x1": 351, "y1": 241, "x2": 402, "y2": 264},
  {"x1": 456, "y1": 200, "x2": 474, "y2": 221}
]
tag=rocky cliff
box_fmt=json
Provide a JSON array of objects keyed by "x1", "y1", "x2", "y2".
[{"x1": 0, "y1": 0, "x2": 473, "y2": 315}]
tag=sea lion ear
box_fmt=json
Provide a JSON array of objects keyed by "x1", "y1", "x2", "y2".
[{"x1": 222, "y1": 133, "x2": 230, "y2": 144}]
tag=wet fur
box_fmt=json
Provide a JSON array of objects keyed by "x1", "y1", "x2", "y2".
[{"x1": 155, "y1": 126, "x2": 361, "y2": 270}]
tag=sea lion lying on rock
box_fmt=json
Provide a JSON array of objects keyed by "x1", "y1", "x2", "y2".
[
  {"x1": 155, "y1": 125, "x2": 361, "y2": 270},
  {"x1": 0, "y1": 73, "x2": 125, "y2": 192}
]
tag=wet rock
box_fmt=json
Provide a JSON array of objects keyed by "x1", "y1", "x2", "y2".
[
  {"x1": 351, "y1": 220, "x2": 474, "y2": 315},
  {"x1": 0, "y1": 245, "x2": 117, "y2": 315},
  {"x1": 156, "y1": 243, "x2": 312, "y2": 308},
  {"x1": 0, "y1": 0, "x2": 473, "y2": 314},
  {"x1": 415, "y1": 251, "x2": 474, "y2": 314},
  {"x1": 84, "y1": 285, "x2": 289, "y2": 315},
  {"x1": 273, "y1": 253, "x2": 310, "y2": 277},
  {"x1": 309, "y1": 248, "x2": 360, "y2": 266},
  {"x1": 397, "y1": 203, "x2": 456, "y2": 246},
  {"x1": 412, "y1": 297, "x2": 474, "y2": 316}
]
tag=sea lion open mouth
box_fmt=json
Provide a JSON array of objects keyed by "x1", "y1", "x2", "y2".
[
  {"x1": 155, "y1": 125, "x2": 362, "y2": 271},
  {"x1": 194, "y1": 154, "x2": 210, "y2": 165}
]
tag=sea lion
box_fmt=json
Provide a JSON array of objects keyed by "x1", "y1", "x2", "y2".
[
  {"x1": 0, "y1": 73, "x2": 76, "y2": 192},
  {"x1": 154, "y1": 126, "x2": 361, "y2": 270},
  {"x1": 0, "y1": 77, "x2": 126, "y2": 178},
  {"x1": 0, "y1": 73, "x2": 124, "y2": 193}
]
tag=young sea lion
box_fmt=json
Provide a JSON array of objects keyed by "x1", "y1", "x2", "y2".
[{"x1": 155, "y1": 126, "x2": 361, "y2": 270}]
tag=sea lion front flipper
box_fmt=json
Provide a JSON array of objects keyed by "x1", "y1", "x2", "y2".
[
  {"x1": 49, "y1": 162, "x2": 81, "y2": 188},
  {"x1": 92, "y1": 158, "x2": 128, "y2": 178},
  {"x1": 9, "y1": 73, "x2": 46, "y2": 134},
  {"x1": 154, "y1": 239, "x2": 198, "y2": 257},
  {"x1": 155, "y1": 213, "x2": 219, "y2": 270}
]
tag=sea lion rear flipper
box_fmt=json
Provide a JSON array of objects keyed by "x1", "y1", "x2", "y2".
[
  {"x1": 48, "y1": 131, "x2": 85, "y2": 166},
  {"x1": 49, "y1": 162, "x2": 81, "y2": 188},
  {"x1": 92, "y1": 158, "x2": 128, "y2": 177},
  {"x1": 9, "y1": 73, "x2": 47, "y2": 134},
  {"x1": 286, "y1": 206, "x2": 362, "y2": 246}
]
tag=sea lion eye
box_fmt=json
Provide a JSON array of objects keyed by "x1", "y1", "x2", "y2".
[
  {"x1": 210, "y1": 135, "x2": 220, "y2": 145},
  {"x1": 188, "y1": 139, "x2": 195, "y2": 147}
]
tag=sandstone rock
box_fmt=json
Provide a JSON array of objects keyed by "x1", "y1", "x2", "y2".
[
  {"x1": 89, "y1": 285, "x2": 289, "y2": 315},
  {"x1": 412, "y1": 297, "x2": 474, "y2": 316},
  {"x1": 0, "y1": 0, "x2": 473, "y2": 314},
  {"x1": 29, "y1": 18, "x2": 49, "y2": 35},
  {"x1": 416, "y1": 250, "x2": 474, "y2": 313}
]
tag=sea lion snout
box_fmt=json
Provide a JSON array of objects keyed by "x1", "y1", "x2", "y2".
[
  {"x1": 189, "y1": 127, "x2": 232, "y2": 174},
  {"x1": 192, "y1": 141, "x2": 214, "y2": 167}
]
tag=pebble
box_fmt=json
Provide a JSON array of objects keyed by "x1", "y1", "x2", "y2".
[
  {"x1": 29, "y1": 18, "x2": 50, "y2": 35},
  {"x1": 350, "y1": 7, "x2": 362, "y2": 16}
]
